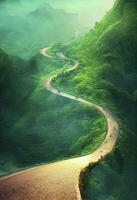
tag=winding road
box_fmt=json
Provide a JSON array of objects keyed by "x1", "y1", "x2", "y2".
[{"x1": 0, "y1": 47, "x2": 119, "y2": 200}]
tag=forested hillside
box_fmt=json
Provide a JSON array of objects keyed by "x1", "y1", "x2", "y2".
[
  {"x1": 1, "y1": 0, "x2": 137, "y2": 198},
  {"x1": 0, "y1": 49, "x2": 107, "y2": 176},
  {"x1": 54, "y1": 0, "x2": 137, "y2": 199}
]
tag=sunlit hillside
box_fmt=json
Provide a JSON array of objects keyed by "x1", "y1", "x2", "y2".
[{"x1": 54, "y1": 0, "x2": 137, "y2": 199}]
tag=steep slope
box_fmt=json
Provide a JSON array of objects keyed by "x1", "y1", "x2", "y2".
[
  {"x1": 0, "y1": 49, "x2": 37, "y2": 174},
  {"x1": 0, "y1": 49, "x2": 107, "y2": 177},
  {"x1": 54, "y1": 0, "x2": 137, "y2": 199}
]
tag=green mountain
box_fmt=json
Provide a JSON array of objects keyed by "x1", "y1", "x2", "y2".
[
  {"x1": 0, "y1": 0, "x2": 137, "y2": 198},
  {"x1": 0, "y1": 49, "x2": 106, "y2": 176},
  {"x1": 54, "y1": 0, "x2": 137, "y2": 199}
]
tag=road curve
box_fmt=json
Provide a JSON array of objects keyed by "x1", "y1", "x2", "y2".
[
  {"x1": 0, "y1": 48, "x2": 119, "y2": 200},
  {"x1": 40, "y1": 47, "x2": 54, "y2": 58}
]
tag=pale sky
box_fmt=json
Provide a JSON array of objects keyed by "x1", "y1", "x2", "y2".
[
  {"x1": 49, "y1": 0, "x2": 114, "y2": 27},
  {"x1": 0, "y1": 0, "x2": 114, "y2": 28},
  {"x1": 50, "y1": 0, "x2": 114, "y2": 12}
]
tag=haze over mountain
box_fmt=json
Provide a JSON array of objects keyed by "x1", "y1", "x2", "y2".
[
  {"x1": 0, "y1": 2, "x2": 82, "y2": 58},
  {"x1": 0, "y1": 0, "x2": 114, "y2": 58}
]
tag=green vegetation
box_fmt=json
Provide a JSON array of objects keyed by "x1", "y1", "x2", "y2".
[
  {"x1": 1, "y1": 0, "x2": 136, "y2": 199},
  {"x1": 54, "y1": 0, "x2": 137, "y2": 199},
  {"x1": 0, "y1": 48, "x2": 107, "y2": 176}
]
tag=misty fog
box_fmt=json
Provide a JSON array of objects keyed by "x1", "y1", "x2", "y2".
[{"x1": 0, "y1": 0, "x2": 114, "y2": 58}]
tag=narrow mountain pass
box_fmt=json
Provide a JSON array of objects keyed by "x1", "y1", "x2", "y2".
[{"x1": 0, "y1": 47, "x2": 119, "y2": 200}]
